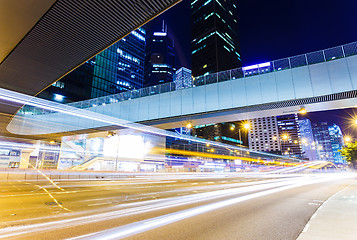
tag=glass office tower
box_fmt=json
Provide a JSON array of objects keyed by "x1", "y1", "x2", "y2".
[
  {"x1": 312, "y1": 122, "x2": 334, "y2": 161},
  {"x1": 144, "y1": 23, "x2": 176, "y2": 87},
  {"x1": 328, "y1": 124, "x2": 345, "y2": 163},
  {"x1": 191, "y1": 0, "x2": 241, "y2": 77},
  {"x1": 40, "y1": 27, "x2": 146, "y2": 102}
]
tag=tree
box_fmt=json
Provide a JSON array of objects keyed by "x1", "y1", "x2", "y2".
[{"x1": 339, "y1": 141, "x2": 357, "y2": 168}]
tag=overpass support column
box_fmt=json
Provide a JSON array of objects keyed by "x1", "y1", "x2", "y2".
[{"x1": 19, "y1": 149, "x2": 34, "y2": 169}]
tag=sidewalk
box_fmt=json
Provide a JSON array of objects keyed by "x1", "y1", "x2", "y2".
[{"x1": 297, "y1": 178, "x2": 357, "y2": 240}]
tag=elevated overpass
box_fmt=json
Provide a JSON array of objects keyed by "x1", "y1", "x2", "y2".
[
  {"x1": 7, "y1": 42, "x2": 357, "y2": 135},
  {"x1": 0, "y1": 0, "x2": 181, "y2": 136}
]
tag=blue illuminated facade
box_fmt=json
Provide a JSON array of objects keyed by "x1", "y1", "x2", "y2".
[
  {"x1": 328, "y1": 124, "x2": 345, "y2": 163},
  {"x1": 191, "y1": 0, "x2": 241, "y2": 77},
  {"x1": 297, "y1": 119, "x2": 317, "y2": 161},
  {"x1": 312, "y1": 122, "x2": 334, "y2": 161},
  {"x1": 174, "y1": 67, "x2": 192, "y2": 90},
  {"x1": 92, "y1": 27, "x2": 146, "y2": 98},
  {"x1": 40, "y1": 28, "x2": 146, "y2": 102}
]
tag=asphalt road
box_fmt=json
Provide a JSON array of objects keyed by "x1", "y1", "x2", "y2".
[{"x1": 0, "y1": 173, "x2": 352, "y2": 240}]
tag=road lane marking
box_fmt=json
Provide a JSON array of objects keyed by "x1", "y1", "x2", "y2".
[
  {"x1": 0, "y1": 175, "x2": 335, "y2": 239},
  {"x1": 34, "y1": 185, "x2": 71, "y2": 212},
  {"x1": 68, "y1": 175, "x2": 349, "y2": 240},
  {"x1": 88, "y1": 202, "x2": 112, "y2": 207}
]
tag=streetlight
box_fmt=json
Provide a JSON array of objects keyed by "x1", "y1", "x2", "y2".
[
  {"x1": 186, "y1": 123, "x2": 192, "y2": 129},
  {"x1": 243, "y1": 123, "x2": 251, "y2": 130},
  {"x1": 237, "y1": 122, "x2": 251, "y2": 146},
  {"x1": 344, "y1": 136, "x2": 352, "y2": 142},
  {"x1": 299, "y1": 107, "x2": 307, "y2": 114}
]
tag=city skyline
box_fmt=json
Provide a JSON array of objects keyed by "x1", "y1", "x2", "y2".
[
  {"x1": 150, "y1": 0, "x2": 357, "y2": 67},
  {"x1": 146, "y1": 0, "x2": 357, "y2": 138},
  {"x1": 2, "y1": 1, "x2": 357, "y2": 238}
]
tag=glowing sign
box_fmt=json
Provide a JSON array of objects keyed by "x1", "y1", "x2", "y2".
[
  {"x1": 242, "y1": 62, "x2": 271, "y2": 71},
  {"x1": 153, "y1": 32, "x2": 167, "y2": 36}
]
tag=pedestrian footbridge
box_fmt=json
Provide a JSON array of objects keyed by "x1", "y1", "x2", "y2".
[{"x1": 7, "y1": 42, "x2": 357, "y2": 135}]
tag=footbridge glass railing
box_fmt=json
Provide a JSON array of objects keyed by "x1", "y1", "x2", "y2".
[{"x1": 19, "y1": 41, "x2": 357, "y2": 115}]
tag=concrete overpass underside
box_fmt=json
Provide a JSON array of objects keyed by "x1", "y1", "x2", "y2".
[{"x1": 0, "y1": 0, "x2": 181, "y2": 137}]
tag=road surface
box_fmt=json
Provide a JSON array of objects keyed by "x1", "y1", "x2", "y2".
[{"x1": 0, "y1": 172, "x2": 352, "y2": 239}]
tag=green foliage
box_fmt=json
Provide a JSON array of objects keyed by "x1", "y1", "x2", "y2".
[{"x1": 339, "y1": 141, "x2": 357, "y2": 167}]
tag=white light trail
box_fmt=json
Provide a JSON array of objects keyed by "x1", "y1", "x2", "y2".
[
  {"x1": 0, "y1": 174, "x2": 350, "y2": 239},
  {"x1": 67, "y1": 174, "x2": 350, "y2": 240},
  {"x1": 0, "y1": 87, "x2": 300, "y2": 162}
]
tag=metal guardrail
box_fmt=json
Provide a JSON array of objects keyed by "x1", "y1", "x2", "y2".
[{"x1": 19, "y1": 41, "x2": 357, "y2": 115}]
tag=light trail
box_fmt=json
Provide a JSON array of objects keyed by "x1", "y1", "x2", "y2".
[
  {"x1": 0, "y1": 87, "x2": 301, "y2": 163},
  {"x1": 265, "y1": 161, "x2": 326, "y2": 174},
  {"x1": 0, "y1": 176, "x2": 318, "y2": 239},
  {"x1": 158, "y1": 147, "x2": 300, "y2": 166},
  {"x1": 67, "y1": 174, "x2": 351, "y2": 240}
]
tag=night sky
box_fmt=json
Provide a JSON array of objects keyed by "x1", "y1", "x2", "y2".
[{"x1": 145, "y1": 0, "x2": 357, "y2": 135}]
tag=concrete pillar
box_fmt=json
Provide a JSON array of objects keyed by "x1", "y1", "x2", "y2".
[{"x1": 19, "y1": 149, "x2": 34, "y2": 169}]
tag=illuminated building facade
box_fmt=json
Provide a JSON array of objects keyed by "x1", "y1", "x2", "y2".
[
  {"x1": 328, "y1": 124, "x2": 345, "y2": 163},
  {"x1": 144, "y1": 23, "x2": 176, "y2": 87},
  {"x1": 312, "y1": 122, "x2": 334, "y2": 161},
  {"x1": 39, "y1": 27, "x2": 146, "y2": 102},
  {"x1": 276, "y1": 114, "x2": 302, "y2": 157},
  {"x1": 92, "y1": 27, "x2": 146, "y2": 98},
  {"x1": 174, "y1": 67, "x2": 192, "y2": 90},
  {"x1": 248, "y1": 116, "x2": 281, "y2": 154},
  {"x1": 191, "y1": 0, "x2": 241, "y2": 77},
  {"x1": 297, "y1": 119, "x2": 317, "y2": 161}
]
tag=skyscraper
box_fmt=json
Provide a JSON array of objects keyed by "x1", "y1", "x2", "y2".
[
  {"x1": 40, "y1": 27, "x2": 146, "y2": 102},
  {"x1": 297, "y1": 119, "x2": 317, "y2": 161},
  {"x1": 248, "y1": 116, "x2": 281, "y2": 154},
  {"x1": 144, "y1": 22, "x2": 176, "y2": 87},
  {"x1": 174, "y1": 67, "x2": 192, "y2": 90},
  {"x1": 276, "y1": 114, "x2": 302, "y2": 157},
  {"x1": 312, "y1": 122, "x2": 334, "y2": 161},
  {"x1": 92, "y1": 27, "x2": 146, "y2": 98},
  {"x1": 191, "y1": 0, "x2": 241, "y2": 77},
  {"x1": 328, "y1": 124, "x2": 345, "y2": 163}
]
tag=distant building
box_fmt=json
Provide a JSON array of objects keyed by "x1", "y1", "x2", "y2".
[
  {"x1": 174, "y1": 67, "x2": 192, "y2": 90},
  {"x1": 276, "y1": 114, "x2": 302, "y2": 157},
  {"x1": 328, "y1": 124, "x2": 345, "y2": 163},
  {"x1": 312, "y1": 122, "x2": 334, "y2": 161},
  {"x1": 39, "y1": 27, "x2": 146, "y2": 102},
  {"x1": 191, "y1": 0, "x2": 241, "y2": 77},
  {"x1": 297, "y1": 119, "x2": 317, "y2": 161},
  {"x1": 144, "y1": 21, "x2": 176, "y2": 87},
  {"x1": 248, "y1": 116, "x2": 281, "y2": 154}
]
